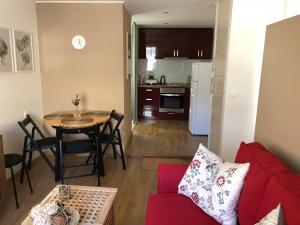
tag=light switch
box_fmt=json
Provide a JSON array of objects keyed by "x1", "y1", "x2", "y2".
[{"x1": 230, "y1": 89, "x2": 239, "y2": 97}]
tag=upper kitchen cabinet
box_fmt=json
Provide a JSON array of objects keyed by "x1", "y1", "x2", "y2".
[
  {"x1": 187, "y1": 28, "x2": 213, "y2": 59},
  {"x1": 138, "y1": 28, "x2": 213, "y2": 59}
]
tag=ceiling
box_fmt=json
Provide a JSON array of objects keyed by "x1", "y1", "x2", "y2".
[
  {"x1": 35, "y1": 0, "x2": 216, "y2": 28},
  {"x1": 125, "y1": 0, "x2": 216, "y2": 28}
]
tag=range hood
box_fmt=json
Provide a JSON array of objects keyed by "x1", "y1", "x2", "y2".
[{"x1": 163, "y1": 57, "x2": 188, "y2": 60}]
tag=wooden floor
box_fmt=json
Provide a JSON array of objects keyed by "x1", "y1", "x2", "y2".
[
  {"x1": 0, "y1": 120, "x2": 206, "y2": 225},
  {"x1": 126, "y1": 120, "x2": 208, "y2": 158}
]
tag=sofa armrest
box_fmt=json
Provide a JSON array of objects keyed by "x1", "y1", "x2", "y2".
[{"x1": 158, "y1": 163, "x2": 189, "y2": 193}]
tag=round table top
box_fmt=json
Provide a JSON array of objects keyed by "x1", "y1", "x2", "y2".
[{"x1": 44, "y1": 110, "x2": 110, "y2": 129}]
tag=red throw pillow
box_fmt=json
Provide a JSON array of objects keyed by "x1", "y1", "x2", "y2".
[
  {"x1": 234, "y1": 142, "x2": 290, "y2": 225},
  {"x1": 256, "y1": 173, "x2": 300, "y2": 225}
]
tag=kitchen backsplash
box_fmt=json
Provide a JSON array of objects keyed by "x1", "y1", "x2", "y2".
[{"x1": 138, "y1": 59, "x2": 209, "y2": 84}]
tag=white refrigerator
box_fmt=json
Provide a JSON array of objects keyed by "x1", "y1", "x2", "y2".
[{"x1": 188, "y1": 62, "x2": 212, "y2": 135}]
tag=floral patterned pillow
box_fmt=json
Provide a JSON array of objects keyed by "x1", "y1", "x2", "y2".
[
  {"x1": 178, "y1": 144, "x2": 223, "y2": 201},
  {"x1": 178, "y1": 144, "x2": 250, "y2": 225},
  {"x1": 255, "y1": 204, "x2": 285, "y2": 225}
]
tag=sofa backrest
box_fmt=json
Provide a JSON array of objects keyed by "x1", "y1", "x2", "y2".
[
  {"x1": 256, "y1": 173, "x2": 300, "y2": 225},
  {"x1": 235, "y1": 142, "x2": 290, "y2": 225}
]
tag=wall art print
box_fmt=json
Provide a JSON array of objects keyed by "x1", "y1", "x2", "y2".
[
  {"x1": 0, "y1": 28, "x2": 14, "y2": 74},
  {"x1": 14, "y1": 30, "x2": 34, "y2": 72}
]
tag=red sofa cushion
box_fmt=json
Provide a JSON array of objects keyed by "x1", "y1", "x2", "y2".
[
  {"x1": 145, "y1": 193, "x2": 220, "y2": 225},
  {"x1": 256, "y1": 173, "x2": 300, "y2": 225},
  {"x1": 158, "y1": 164, "x2": 188, "y2": 193},
  {"x1": 235, "y1": 142, "x2": 290, "y2": 225}
]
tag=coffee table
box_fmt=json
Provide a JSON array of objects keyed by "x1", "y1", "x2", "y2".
[{"x1": 22, "y1": 185, "x2": 118, "y2": 225}]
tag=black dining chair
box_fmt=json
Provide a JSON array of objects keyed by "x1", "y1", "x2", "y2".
[
  {"x1": 101, "y1": 110, "x2": 126, "y2": 169},
  {"x1": 57, "y1": 125, "x2": 101, "y2": 186},
  {"x1": 85, "y1": 110, "x2": 126, "y2": 175},
  {"x1": 18, "y1": 114, "x2": 57, "y2": 183},
  {"x1": 4, "y1": 153, "x2": 33, "y2": 209}
]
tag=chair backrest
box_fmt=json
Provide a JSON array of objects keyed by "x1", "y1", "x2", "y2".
[
  {"x1": 101, "y1": 110, "x2": 124, "y2": 137},
  {"x1": 18, "y1": 114, "x2": 45, "y2": 147}
]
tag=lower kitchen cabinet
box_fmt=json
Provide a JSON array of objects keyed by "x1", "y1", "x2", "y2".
[
  {"x1": 138, "y1": 86, "x2": 190, "y2": 120},
  {"x1": 158, "y1": 112, "x2": 185, "y2": 120},
  {"x1": 138, "y1": 87, "x2": 160, "y2": 119}
]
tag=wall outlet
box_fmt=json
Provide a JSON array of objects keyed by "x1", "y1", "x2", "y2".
[{"x1": 24, "y1": 110, "x2": 29, "y2": 118}]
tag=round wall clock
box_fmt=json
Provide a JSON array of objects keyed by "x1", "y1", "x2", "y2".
[{"x1": 72, "y1": 35, "x2": 86, "y2": 50}]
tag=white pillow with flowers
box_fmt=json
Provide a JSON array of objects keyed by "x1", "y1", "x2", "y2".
[
  {"x1": 178, "y1": 144, "x2": 222, "y2": 196},
  {"x1": 178, "y1": 144, "x2": 250, "y2": 225}
]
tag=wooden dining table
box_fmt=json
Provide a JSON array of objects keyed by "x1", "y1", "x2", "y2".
[{"x1": 44, "y1": 110, "x2": 110, "y2": 181}]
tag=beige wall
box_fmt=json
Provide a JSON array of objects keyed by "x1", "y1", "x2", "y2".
[
  {"x1": 209, "y1": 0, "x2": 232, "y2": 154},
  {"x1": 0, "y1": 0, "x2": 44, "y2": 175},
  {"x1": 36, "y1": 3, "x2": 132, "y2": 146},
  {"x1": 255, "y1": 15, "x2": 300, "y2": 172}
]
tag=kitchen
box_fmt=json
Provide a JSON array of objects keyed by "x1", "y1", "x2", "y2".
[{"x1": 137, "y1": 28, "x2": 214, "y2": 136}]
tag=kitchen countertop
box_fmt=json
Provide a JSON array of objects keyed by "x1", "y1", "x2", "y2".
[{"x1": 139, "y1": 83, "x2": 190, "y2": 88}]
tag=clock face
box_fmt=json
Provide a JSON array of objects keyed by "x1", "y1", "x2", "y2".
[{"x1": 72, "y1": 35, "x2": 86, "y2": 50}]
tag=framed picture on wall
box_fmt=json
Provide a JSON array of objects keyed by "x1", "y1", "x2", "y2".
[
  {"x1": 126, "y1": 31, "x2": 131, "y2": 80},
  {"x1": 0, "y1": 28, "x2": 14, "y2": 74},
  {"x1": 13, "y1": 30, "x2": 34, "y2": 72}
]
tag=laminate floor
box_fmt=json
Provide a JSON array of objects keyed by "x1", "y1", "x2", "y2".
[
  {"x1": 0, "y1": 120, "x2": 205, "y2": 225},
  {"x1": 126, "y1": 120, "x2": 208, "y2": 158}
]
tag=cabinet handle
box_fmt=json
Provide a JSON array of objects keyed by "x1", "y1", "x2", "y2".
[
  {"x1": 168, "y1": 112, "x2": 175, "y2": 115},
  {"x1": 146, "y1": 89, "x2": 152, "y2": 92},
  {"x1": 176, "y1": 50, "x2": 179, "y2": 57},
  {"x1": 173, "y1": 50, "x2": 176, "y2": 56},
  {"x1": 146, "y1": 98, "x2": 152, "y2": 101},
  {"x1": 200, "y1": 50, "x2": 203, "y2": 57},
  {"x1": 197, "y1": 50, "x2": 200, "y2": 57}
]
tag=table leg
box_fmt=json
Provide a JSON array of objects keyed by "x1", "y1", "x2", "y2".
[{"x1": 55, "y1": 128, "x2": 61, "y2": 182}]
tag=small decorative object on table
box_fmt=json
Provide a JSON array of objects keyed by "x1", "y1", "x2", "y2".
[
  {"x1": 72, "y1": 94, "x2": 80, "y2": 116},
  {"x1": 59, "y1": 185, "x2": 71, "y2": 202},
  {"x1": 29, "y1": 201, "x2": 79, "y2": 225}
]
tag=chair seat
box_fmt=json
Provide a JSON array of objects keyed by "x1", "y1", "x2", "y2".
[
  {"x1": 63, "y1": 139, "x2": 93, "y2": 154},
  {"x1": 5, "y1": 154, "x2": 23, "y2": 168},
  {"x1": 36, "y1": 137, "x2": 57, "y2": 149}
]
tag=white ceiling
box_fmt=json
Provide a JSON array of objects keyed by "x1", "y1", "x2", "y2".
[
  {"x1": 125, "y1": 0, "x2": 216, "y2": 28},
  {"x1": 35, "y1": 0, "x2": 216, "y2": 28}
]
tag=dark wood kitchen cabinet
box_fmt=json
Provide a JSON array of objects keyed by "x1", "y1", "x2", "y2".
[
  {"x1": 139, "y1": 28, "x2": 213, "y2": 59},
  {"x1": 187, "y1": 29, "x2": 213, "y2": 59},
  {"x1": 138, "y1": 86, "x2": 190, "y2": 121},
  {"x1": 138, "y1": 87, "x2": 160, "y2": 119}
]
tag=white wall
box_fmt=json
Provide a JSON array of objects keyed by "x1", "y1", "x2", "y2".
[
  {"x1": 138, "y1": 59, "x2": 208, "y2": 84},
  {"x1": 285, "y1": 0, "x2": 300, "y2": 18},
  {"x1": 0, "y1": 0, "x2": 43, "y2": 172},
  {"x1": 219, "y1": 0, "x2": 285, "y2": 161}
]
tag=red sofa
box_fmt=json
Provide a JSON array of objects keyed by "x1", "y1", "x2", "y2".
[{"x1": 145, "y1": 142, "x2": 300, "y2": 225}]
